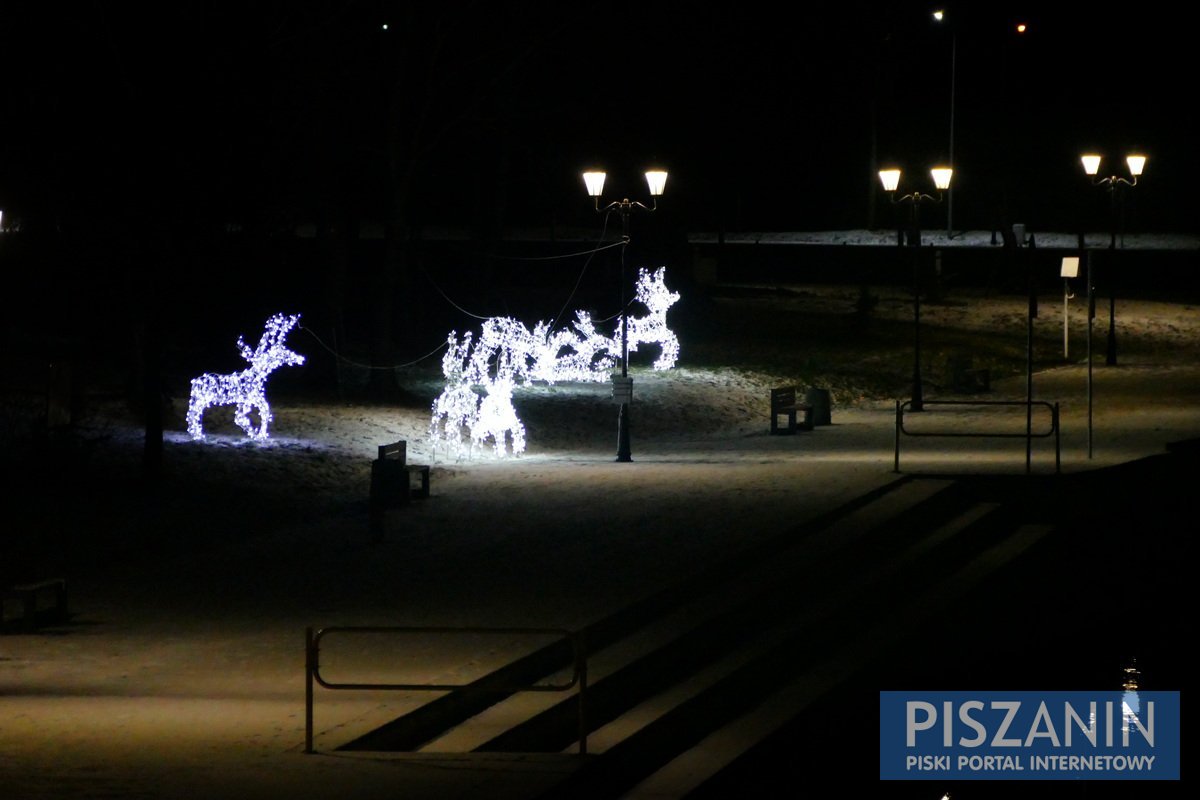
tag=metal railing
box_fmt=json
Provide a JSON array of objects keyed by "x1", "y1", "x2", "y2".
[
  {"x1": 894, "y1": 399, "x2": 1060, "y2": 474},
  {"x1": 304, "y1": 626, "x2": 588, "y2": 754}
]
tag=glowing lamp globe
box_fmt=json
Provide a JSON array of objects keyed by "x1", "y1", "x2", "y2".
[
  {"x1": 1081, "y1": 154, "x2": 1102, "y2": 176},
  {"x1": 645, "y1": 170, "x2": 669, "y2": 197},
  {"x1": 583, "y1": 171, "x2": 607, "y2": 197},
  {"x1": 878, "y1": 169, "x2": 901, "y2": 193},
  {"x1": 1126, "y1": 154, "x2": 1146, "y2": 177},
  {"x1": 931, "y1": 167, "x2": 953, "y2": 191}
]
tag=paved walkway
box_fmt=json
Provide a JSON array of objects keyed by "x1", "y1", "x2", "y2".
[{"x1": 3, "y1": 364, "x2": 1197, "y2": 798}]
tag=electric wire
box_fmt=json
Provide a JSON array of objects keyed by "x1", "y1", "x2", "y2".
[
  {"x1": 299, "y1": 325, "x2": 448, "y2": 370},
  {"x1": 300, "y1": 213, "x2": 628, "y2": 371}
]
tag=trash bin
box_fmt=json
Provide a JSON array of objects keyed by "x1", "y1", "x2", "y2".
[{"x1": 805, "y1": 387, "x2": 832, "y2": 426}]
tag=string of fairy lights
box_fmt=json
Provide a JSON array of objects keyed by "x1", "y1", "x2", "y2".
[{"x1": 303, "y1": 222, "x2": 629, "y2": 369}]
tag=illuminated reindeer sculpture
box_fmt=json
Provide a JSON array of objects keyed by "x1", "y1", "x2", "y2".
[
  {"x1": 186, "y1": 313, "x2": 306, "y2": 441},
  {"x1": 430, "y1": 267, "x2": 680, "y2": 457}
]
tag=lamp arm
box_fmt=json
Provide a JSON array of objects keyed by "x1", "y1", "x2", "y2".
[
  {"x1": 889, "y1": 192, "x2": 942, "y2": 205},
  {"x1": 595, "y1": 198, "x2": 657, "y2": 213}
]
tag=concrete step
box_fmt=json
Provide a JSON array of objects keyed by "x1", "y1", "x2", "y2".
[{"x1": 337, "y1": 477, "x2": 972, "y2": 754}]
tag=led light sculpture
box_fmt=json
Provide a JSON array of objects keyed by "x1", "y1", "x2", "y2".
[
  {"x1": 186, "y1": 312, "x2": 306, "y2": 441},
  {"x1": 430, "y1": 267, "x2": 679, "y2": 457}
]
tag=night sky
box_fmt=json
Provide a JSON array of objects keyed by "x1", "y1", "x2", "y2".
[{"x1": 3, "y1": 1, "x2": 1195, "y2": 239}]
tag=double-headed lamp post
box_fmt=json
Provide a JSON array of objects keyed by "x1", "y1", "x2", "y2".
[
  {"x1": 879, "y1": 166, "x2": 953, "y2": 412},
  {"x1": 583, "y1": 167, "x2": 668, "y2": 462},
  {"x1": 1081, "y1": 152, "x2": 1145, "y2": 366}
]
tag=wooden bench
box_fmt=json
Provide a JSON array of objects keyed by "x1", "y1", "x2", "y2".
[
  {"x1": 770, "y1": 386, "x2": 814, "y2": 434},
  {"x1": 2, "y1": 578, "x2": 68, "y2": 631},
  {"x1": 369, "y1": 440, "x2": 430, "y2": 540}
]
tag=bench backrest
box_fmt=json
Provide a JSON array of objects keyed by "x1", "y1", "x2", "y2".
[
  {"x1": 378, "y1": 440, "x2": 407, "y2": 463},
  {"x1": 771, "y1": 386, "x2": 796, "y2": 409}
]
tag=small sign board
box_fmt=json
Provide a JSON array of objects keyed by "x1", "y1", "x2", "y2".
[
  {"x1": 1060, "y1": 256, "x2": 1080, "y2": 278},
  {"x1": 611, "y1": 375, "x2": 633, "y2": 404}
]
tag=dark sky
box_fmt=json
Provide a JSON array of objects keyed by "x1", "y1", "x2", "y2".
[{"x1": 2, "y1": 1, "x2": 1195, "y2": 237}]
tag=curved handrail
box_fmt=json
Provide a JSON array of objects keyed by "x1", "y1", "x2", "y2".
[{"x1": 304, "y1": 625, "x2": 587, "y2": 755}]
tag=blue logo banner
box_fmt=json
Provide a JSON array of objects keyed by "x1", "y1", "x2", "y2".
[{"x1": 880, "y1": 691, "x2": 1180, "y2": 780}]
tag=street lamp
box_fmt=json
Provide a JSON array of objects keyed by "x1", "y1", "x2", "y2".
[
  {"x1": 583, "y1": 167, "x2": 668, "y2": 462},
  {"x1": 880, "y1": 166, "x2": 953, "y2": 411},
  {"x1": 1081, "y1": 152, "x2": 1145, "y2": 365}
]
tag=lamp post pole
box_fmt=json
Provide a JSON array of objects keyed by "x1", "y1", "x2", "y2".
[
  {"x1": 1087, "y1": 251, "x2": 1095, "y2": 459},
  {"x1": 617, "y1": 203, "x2": 632, "y2": 462},
  {"x1": 1081, "y1": 153, "x2": 1145, "y2": 367},
  {"x1": 933, "y1": 10, "x2": 957, "y2": 238},
  {"x1": 583, "y1": 169, "x2": 667, "y2": 463},
  {"x1": 910, "y1": 200, "x2": 924, "y2": 412},
  {"x1": 880, "y1": 167, "x2": 953, "y2": 412},
  {"x1": 947, "y1": 30, "x2": 956, "y2": 238}
]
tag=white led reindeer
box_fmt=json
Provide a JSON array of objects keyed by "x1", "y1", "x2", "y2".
[
  {"x1": 186, "y1": 313, "x2": 306, "y2": 441},
  {"x1": 622, "y1": 267, "x2": 680, "y2": 370},
  {"x1": 430, "y1": 267, "x2": 679, "y2": 457}
]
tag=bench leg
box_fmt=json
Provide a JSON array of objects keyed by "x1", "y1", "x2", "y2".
[
  {"x1": 771, "y1": 410, "x2": 797, "y2": 435},
  {"x1": 406, "y1": 466, "x2": 430, "y2": 499}
]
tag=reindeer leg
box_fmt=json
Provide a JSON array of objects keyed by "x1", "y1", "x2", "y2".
[
  {"x1": 186, "y1": 391, "x2": 206, "y2": 440},
  {"x1": 255, "y1": 401, "x2": 272, "y2": 439},
  {"x1": 511, "y1": 419, "x2": 526, "y2": 456},
  {"x1": 234, "y1": 403, "x2": 254, "y2": 438}
]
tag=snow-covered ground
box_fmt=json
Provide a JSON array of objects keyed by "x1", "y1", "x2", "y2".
[
  {"x1": 687, "y1": 229, "x2": 1200, "y2": 249},
  {"x1": 3, "y1": 280, "x2": 1199, "y2": 798}
]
